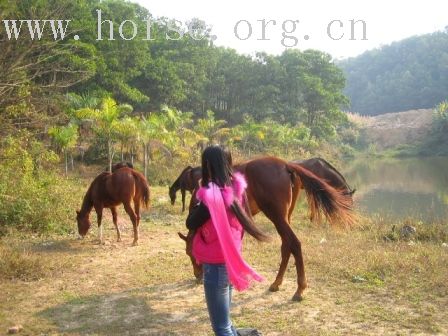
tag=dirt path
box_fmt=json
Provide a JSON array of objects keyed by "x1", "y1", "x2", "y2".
[{"x1": 1, "y1": 192, "x2": 447, "y2": 335}]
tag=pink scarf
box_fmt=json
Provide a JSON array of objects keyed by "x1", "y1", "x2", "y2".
[{"x1": 197, "y1": 174, "x2": 264, "y2": 291}]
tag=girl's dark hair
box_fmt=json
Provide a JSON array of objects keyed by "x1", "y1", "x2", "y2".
[{"x1": 201, "y1": 145, "x2": 269, "y2": 242}]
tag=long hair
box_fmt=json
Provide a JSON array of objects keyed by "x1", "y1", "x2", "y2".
[{"x1": 200, "y1": 145, "x2": 269, "y2": 242}]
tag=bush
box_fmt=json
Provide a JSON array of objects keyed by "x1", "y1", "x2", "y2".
[{"x1": 0, "y1": 135, "x2": 83, "y2": 236}]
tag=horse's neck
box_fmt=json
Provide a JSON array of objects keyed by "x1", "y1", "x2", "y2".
[
  {"x1": 170, "y1": 177, "x2": 181, "y2": 192},
  {"x1": 80, "y1": 190, "x2": 93, "y2": 217}
]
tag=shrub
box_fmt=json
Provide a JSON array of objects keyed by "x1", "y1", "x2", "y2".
[{"x1": 0, "y1": 135, "x2": 83, "y2": 236}]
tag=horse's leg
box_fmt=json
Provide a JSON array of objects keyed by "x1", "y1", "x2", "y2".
[
  {"x1": 269, "y1": 237, "x2": 291, "y2": 292},
  {"x1": 123, "y1": 201, "x2": 139, "y2": 246},
  {"x1": 264, "y1": 211, "x2": 307, "y2": 301},
  {"x1": 289, "y1": 231, "x2": 307, "y2": 301},
  {"x1": 94, "y1": 205, "x2": 104, "y2": 244},
  {"x1": 110, "y1": 207, "x2": 121, "y2": 242},
  {"x1": 181, "y1": 189, "x2": 186, "y2": 212}
]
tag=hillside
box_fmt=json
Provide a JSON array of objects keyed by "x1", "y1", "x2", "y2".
[
  {"x1": 340, "y1": 31, "x2": 448, "y2": 116},
  {"x1": 355, "y1": 109, "x2": 434, "y2": 150}
]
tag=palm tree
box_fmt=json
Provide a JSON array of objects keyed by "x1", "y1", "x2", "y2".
[
  {"x1": 48, "y1": 123, "x2": 79, "y2": 175},
  {"x1": 75, "y1": 97, "x2": 133, "y2": 172},
  {"x1": 194, "y1": 110, "x2": 230, "y2": 150}
]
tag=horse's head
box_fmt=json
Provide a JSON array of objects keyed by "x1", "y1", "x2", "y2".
[
  {"x1": 343, "y1": 187, "x2": 356, "y2": 205},
  {"x1": 169, "y1": 186, "x2": 177, "y2": 205},
  {"x1": 178, "y1": 231, "x2": 203, "y2": 281},
  {"x1": 76, "y1": 210, "x2": 91, "y2": 237}
]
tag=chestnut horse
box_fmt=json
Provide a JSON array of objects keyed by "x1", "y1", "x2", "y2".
[
  {"x1": 293, "y1": 157, "x2": 355, "y2": 196},
  {"x1": 293, "y1": 157, "x2": 355, "y2": 221},
  {"x1": 76, "y1": 167, "x2": 150, "y2": 245},
  {"x1": 172, "y1": 157, "x2": 355, "y2": 217},
  {"x1": 178, "y1": 156, "x2": 354, "y2": 301},
  {"x1": 169, "y1": 166, "x2": 202, "y2": 212}
]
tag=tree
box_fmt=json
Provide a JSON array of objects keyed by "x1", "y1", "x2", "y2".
[
  {"x1": 0, "y1": 0, "x2": 96, "y2": 136},
  {"x1": 75, "y1": 97, "x2": 132, "y2": 172},
  {"x1": 48, "y1": 123, "x2": 79, "y2": 175},
  {"x1": 194, "y1": 110, "x2": 230, "y2": 148}
]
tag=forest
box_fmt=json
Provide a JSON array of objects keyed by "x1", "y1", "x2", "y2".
[{"x1": 340, "y1": 30, "x2": 448, "y2": 115}]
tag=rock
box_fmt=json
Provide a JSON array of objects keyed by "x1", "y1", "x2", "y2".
[
  {"x1": 442, "y1": 243, "x2": 447, "y2": 248},
  {"x1": 8, "y1": 325, "x2": 23, "y2": 334},
  {"x1": 319, "y1": 238, "x2": 327, "y2": 244},
  {"x1": 400, "y1": 225, "x2": 417, "y2": 238}
]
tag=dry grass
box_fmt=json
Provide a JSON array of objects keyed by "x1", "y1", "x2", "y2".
[
  {"x1": 0, "y1": 186, "x2": 447, "y2": 335},
  {"x1": 346, "y1": 112, "x2": 374, "y2": 127}
]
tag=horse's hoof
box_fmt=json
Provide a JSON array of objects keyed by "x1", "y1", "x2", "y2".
[
  {"x1": 132, "y1": 242, "x2": 138, "y2": 246},
  {"x1": 117, "y1": 238, "x2": 122, "y2": 242},
  {"x1": 292, "y1": 293, "x2": 304, "y2": 302},
  {"x1": 269, "y1": 284, "x2": 280, "y2": 292}
]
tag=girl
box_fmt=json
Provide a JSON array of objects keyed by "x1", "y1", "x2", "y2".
[{"x1": 186, "y1": 145, "x2": 269, "y2": 336}]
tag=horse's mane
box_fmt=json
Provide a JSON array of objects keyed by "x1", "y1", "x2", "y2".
[
  {"x1": 315, "y1": 158, "x2": 349, "y2": 184},
  {"x1": 80, "y1": 172, "x2": 109, "y2": 213},
  {"x1": 315, "y1": 158, "x2": 356, "y2": 194}
]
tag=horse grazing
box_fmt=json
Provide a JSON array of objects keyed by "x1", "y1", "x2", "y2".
[
  {"x1": 179, "y1": 156, "x2": 355, "y2": 301},
  {"x1": 76, "y1": 167, "x2": 150, "y2": 246},
  {"x1": 294, "y1": 157, "x2": 355, "y2": 196},
  {"x1": 169, "y1": 166, "x2": 202, "y2": 212},
  {"x1": 293, "y1": 157, "x2": 355, "y2": 221}
]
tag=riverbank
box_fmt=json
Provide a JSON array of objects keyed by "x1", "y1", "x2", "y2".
[{"x1": 1, "y1": 186, "x2": 447, "y2": 335}]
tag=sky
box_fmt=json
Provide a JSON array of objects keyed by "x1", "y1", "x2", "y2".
[{"x1": 134, "y1": 0, "x2": 447, "y2": 59}]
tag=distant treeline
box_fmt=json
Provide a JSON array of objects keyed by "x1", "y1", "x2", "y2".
[
  {"x1": 340, "y1": 30, "x2": 448, "y2": 116},
  {"x1": 0, "y1": 0, "x2": 348, "y2": 140}
]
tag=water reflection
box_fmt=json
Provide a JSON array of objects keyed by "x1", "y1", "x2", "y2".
[{"x1": 343, "y1": 157, "x2": 448, "y2": 220}]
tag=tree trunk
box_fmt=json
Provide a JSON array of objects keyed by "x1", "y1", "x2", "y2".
[
  {"x1": 143, "y1": 143, "x2": 148, "y2": 178},
  {"x1": 64, "y1": 150, "x2": 68, "y2": 177},
  {"x1": 108, "y1": 139, "x2": 113, "y2": 172}
]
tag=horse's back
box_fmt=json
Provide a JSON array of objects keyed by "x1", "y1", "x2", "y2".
[
  {"x1": 294, "y1": 157, "x2": 349, "y2": 191},
  {"x1": 236, "y1": 157, "x2": 294, "y2": 215}
]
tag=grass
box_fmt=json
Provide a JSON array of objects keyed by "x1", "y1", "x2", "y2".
[{"x1": 0, "y1": 186, "x2": 447, "y2": 335}]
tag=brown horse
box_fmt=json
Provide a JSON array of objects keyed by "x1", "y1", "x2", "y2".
[
  {"x1": 172, "y1": 157, "x2": 355, "y2": 218},
  {"x1": 169, "y1": 166, "x2": 202, "y2": 212},
  {"x1": 76, "y1": 167, "x2": 150, "y2": 245},
  {"x1": 179, "y1": 156, "x2": 354, "y2": 301},
  {"x1": 294, "y1": 157, "x2": 355, "y2": 196},
  {"x1": 294, "y1": 157, "x2": 355, "y2": 221},
  {"x1": 110, "y1": 161, "x2": 134, "y2": 172}
]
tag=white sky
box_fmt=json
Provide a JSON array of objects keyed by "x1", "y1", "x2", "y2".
[{"x1": 134, "y1": 0, "x2": 447, "y2": 59}]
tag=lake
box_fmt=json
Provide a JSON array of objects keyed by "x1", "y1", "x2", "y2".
[{"x1": 342, "y1": 157, "x2": 448, "y2": 221}]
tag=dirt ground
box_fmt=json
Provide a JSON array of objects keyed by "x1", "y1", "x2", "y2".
[
  {"x1": 359, "y1": 109, "x2": 434, "y2": 150},
  {"x1": 1, "y1": 187, "x2": 447, "y2": 336}
]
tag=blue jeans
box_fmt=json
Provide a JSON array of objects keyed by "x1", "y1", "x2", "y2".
[{"x1": 203, "y1": 263, "x2": 237, "y2": 336}]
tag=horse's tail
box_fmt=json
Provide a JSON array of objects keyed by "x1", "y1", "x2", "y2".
[
  {"x1": 132, "y1": 171, "x2": 150, "y2": 208},
  {"x1": 287, "y1": 162, "x2": 355, "y2": 226}
]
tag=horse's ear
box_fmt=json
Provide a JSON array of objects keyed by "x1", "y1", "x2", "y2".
[{"x1": 178, "y1": 232, "x2": 187, "y2": 241}]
